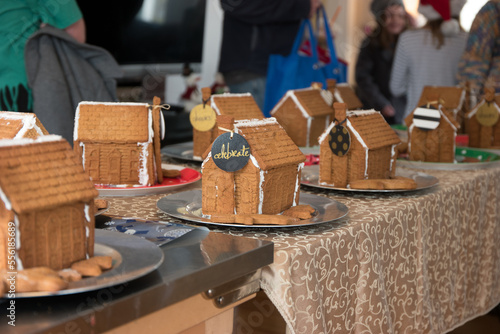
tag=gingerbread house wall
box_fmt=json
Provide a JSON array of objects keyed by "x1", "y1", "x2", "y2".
[
  {"x1": 273, "y1": 99, "x2": 310, "y2": 147},
  {"x1": 1, "y1": 203, "x2": 94, "y2": 271},
  {"x1": 193, "y1": 128, "x2": 216, "y2": 159},
  {"x1": 202, "y1": 155, "x2": 301, "y2": 215},
  {"x1": 260, "y1": 165, "x2": 300, "y2": 214},
  {"x1": 465, "y1": 112, "x2": 500, "y2": 148},
  {"x1": 82, "y1": 143, "x2": 154, "y2": 185},
  {"x1": 409, "y1": 122, "x2": 455, "y2": 162}
]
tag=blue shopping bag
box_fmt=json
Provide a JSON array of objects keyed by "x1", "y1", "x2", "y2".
[{"x1": 263, "y1": 6, "x2": 344, "y2": 116}]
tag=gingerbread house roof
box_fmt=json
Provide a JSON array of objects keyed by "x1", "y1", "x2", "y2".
[
  {"x1": 0, "y1": 135, "x2": 98, "y2": 214},
  {"x1": 211, "y1": 93, "x2": 264, "y2": 119},
  {"x1": 0, "y1": 111, "x2": 48, "y2": 139},
  {"x1": 466, "y1": 94, "x2": 500, "y2": 119},
  {"x1": 233, "y1": 118, "x2": 306, "y2": 170},
  {"x1": 405, "y1": 104, "x2": 460, "y2": 131},
  {"x1": 333, "y1": 84, "x2": 363, "y2": 110},
  {"x1": 270, "y1": 87, "x2": 333, "y2": 117},
  {"x1": 74, "y1": 102, "x2": 155, "y2": 143},
  {"x1": 319, "y1": 110, "x2": 400, "y2": 149},
  {"x1": 416, "y1": 86, "x2": 465, "y2": 111}
]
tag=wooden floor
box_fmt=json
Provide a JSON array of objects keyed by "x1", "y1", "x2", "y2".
[
  {"x1": 449, "y1": 313, "x2": 500, "y2": 334},
  {"x1": 234, "y1": 293, "x2": 500, "y2": 334}
]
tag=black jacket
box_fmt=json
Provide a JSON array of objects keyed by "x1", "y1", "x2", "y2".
[
  {"x1": 219, "y1": 0, "x2": 310, "y2": 83},
  {"x1": 355, "y1": 36, "x2": 406, "y2": 124}
]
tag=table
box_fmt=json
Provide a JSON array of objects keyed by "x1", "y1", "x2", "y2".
[
  {"x1": 103, "y1": 158, "x2": 500, "y2": 334},
  {"x1": 0, "y1": 213, "x2": 273, "y2": 334}
]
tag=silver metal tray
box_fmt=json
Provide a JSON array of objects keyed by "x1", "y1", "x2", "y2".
[
  {"x1": 6, "y1": 229, "x2": 164, "y2": 298},
  {"x1": 161, "y1": 141, "x2": 202, "y2": 162},
  {"x1": 301, "y1": 165, "x2": 439, "y2": 193},
  {"x1": 157, "y1": 189, "x2": 348, "y2": 228}
]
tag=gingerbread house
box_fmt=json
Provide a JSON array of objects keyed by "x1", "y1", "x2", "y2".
[
  {"x1": 417, "y1": 86, "x2": 466, "y2": 131},
  {"x1": 327, "y1": 79, "x2": 363, "y2": 110},
  {"x1": 202, "y1": 118, "x2": 306, "y2": 216},
  {"x1": 0, "y1": 111, "x2": 48, "y2": 139},
  {"x1": 193, "y1": 88, "x2": 265, "y2": 159},
  {"x1": 465, "y1": 88, "x2": 500, "y2": 148},
  {"x1": 318, "y1": 103, "x2": 401, "y2": 188},
  {"x1": 270, "y1": 86, "x2": 334, "y2": 147},
  {"x1": 0, "y1": 135, "x2": 98, "y2": 271},
  {"x1": 405, "y1": 101, "x2": 459, "y2": 162},
  {"x1": 73, "y1": 98, "x2": 164, "y2": 186}
]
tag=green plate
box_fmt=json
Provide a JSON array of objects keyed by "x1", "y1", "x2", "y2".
[{"x1": 398, "y1": 146, "x2": 500, "y2": 170}]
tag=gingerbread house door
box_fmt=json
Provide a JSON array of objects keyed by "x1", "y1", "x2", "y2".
[{"x1": 108, "y1": 149, "x2": 122, "y2": 184}]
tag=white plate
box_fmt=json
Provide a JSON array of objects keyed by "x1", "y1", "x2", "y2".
[
  {"x1": 156, "y1": 190, "x2": 349, "y2": 228},
  {"x1": 96, "y1": 164, "x2": 201, "y2": 197},
  {"x1": 4, "y1": 230, "x2": 164, "y2": 298},
  {"x1": 301, "y1": 165, "x2": 439, "y2": 193}
]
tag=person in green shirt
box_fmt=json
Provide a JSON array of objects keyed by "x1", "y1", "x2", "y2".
[{"x1": 0, "y1": 0, "x2": 85, "y2": 112}]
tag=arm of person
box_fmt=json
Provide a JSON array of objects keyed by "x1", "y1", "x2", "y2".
[
  {"x1": 456, "y1": 2, "x2": 498, "y2": 94},
  {"x1": 355, "y1": 40, "x2": 392, "y2": 111},
  {"x1": 389, "y1": 35, "x2": 409, "y2": 97},
  {"x1": 221, "y1": 0, "x2": 317, "y2": 24},
  {"x1": 38, "y1": 0, "x2": 85, "y2": 42}
]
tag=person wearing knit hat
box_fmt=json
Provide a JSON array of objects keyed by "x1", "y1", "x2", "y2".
[
  {"x1": 419, "y1": 0, "x2": 467, "y2": 36},
  {"x1": 389, "y1": 0, "x2": 468, "y2": 121},
  {"x1": 355, "y1": 0, "x2": 409, "y2": 124}
]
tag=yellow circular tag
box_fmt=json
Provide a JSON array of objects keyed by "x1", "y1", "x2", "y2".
[
  {"x1": 476, "y1": 102, "x2": 499, "y2": 127},
  {"x1": 190, "y1": 104, "x2": 216, "y2": 131}
]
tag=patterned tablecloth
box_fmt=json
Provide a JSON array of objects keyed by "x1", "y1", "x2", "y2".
[{"x1": 103, "y1": 159, "x2": 500, "y2": 334}]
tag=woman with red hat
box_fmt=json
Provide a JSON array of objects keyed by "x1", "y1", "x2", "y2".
[{"x1": 389, "y1": 0, "x2": 468, "y2": 120}]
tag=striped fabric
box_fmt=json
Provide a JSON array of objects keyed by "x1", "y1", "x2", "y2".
[
  {"x1": 390, "y1": 29, "x2": 467, "y2": 119},
  {"x1": 457, "y1": 1, "x2": 500, "y2": 98}
]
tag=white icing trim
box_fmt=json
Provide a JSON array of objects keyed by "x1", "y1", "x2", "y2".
[
  {"x1": 289, "y1": 92, "x2": 311, "y2": 119},
  {"x1": 0, "y1": 134, "x2": 62, "y2": 147},
  {"x1": 233, "y1": 117, "x2": 279, "y2": 129},
  {"x1": 390, "y1": 144, "x2": 397, "y2": 172},
  {"x1": 137, "y1": 110, "x2": 154, "y2": 186},
  {"x1": 439, "y1": 106, "x2": 458, "y2": 132},
  {"x1": 80, "y1": 142, "x2": 85, "y2": 169},
  {"x1": 0, "y1": 186, "x2": 12, "y2": 211},
  {"x1": 249, "y1": 155, "x2": 265, "y2": 214},
  {"x1": 14, "y1": 215, "x2": 23, "y2": 270},
  {"x1": 210, "y1": 99, "x2": 221, "y2": 116},
  {"x1": 201, "y1": 151, "x2": 212, "y2": 170},
  {"x1": 318, "y1": 121, "x2": 336, "y2": 144},
  {"x1": 334, "y1": 90, "x2": 344, "y2": 103},
  {"x1": 293, "y1": 163, "x2": 304, "y2": 205},
  {"x1": 84, "y1": 204, "x2": 91, "y2": 222},
  {"x1": 74, "y1": 103, "x2": 81, "y2": 140},
  {"x1": 13, "y1": 115, "x2": 37, "y2": 139}
]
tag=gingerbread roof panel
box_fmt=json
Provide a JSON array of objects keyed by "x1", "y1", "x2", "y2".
[
  {"x1": 335, "y1": 85, "x2": 363, "y2": 110},
  {"x1": 405, "y1": 104, "x2": 460, "y2": 130},
  {"x1": 234, "y1": 118, "x2": 306, "y2": 170},
  {"x1": 75, "y1": 102, "x2": 151, "y2": 143},
  {"x1": 292, "y1": 89, "x2": 333, "y2": 117},
  {"x1": 0, "y1": 111, "x2": 47, "y2": 139},
  {"x1": 417, "y1": 86, "x2": 465, "y2": 109},
  {"x1": 347, "y1": 111, "x2": 401, "y2": 149},
  {"x1": 0, "y1": 136, "x2": 98, "y2": 213},
  {"x1": 211, "y1": 93, "x2": 264, "y2": 119}
]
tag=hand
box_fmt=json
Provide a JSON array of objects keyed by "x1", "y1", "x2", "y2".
[
  {"x1": 381, "y1": 105, "x2": 396, "y2": 117},
  {"x1": 309, "y1": 0, "x2": 321, "y2": 18}
]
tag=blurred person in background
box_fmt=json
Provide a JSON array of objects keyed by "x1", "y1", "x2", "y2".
[
  {"x1": 218, "y1": 0, "x2": 321, "y2": 109},
  {"x1": 456, "y1": 0, "x2": 500, "y2": 101},
  {"x1": 390, "y1": 0, "x2": 467, "y2": 120},
  {"x1": 355, "y1": 0, "x2": 409, "y2": 124},
  {"x1": 0, "y1": 0, "x2": 85, "y2": 112}
]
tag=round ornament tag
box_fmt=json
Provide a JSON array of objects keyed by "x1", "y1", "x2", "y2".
[
  {"x1": 476, "y1": 102, "x2": 499, "y2": 127},
  {"x1": 413, "y1": 106, "x2": 441, "y2": 131},
  {"x1": 190, "y1": 104, "x2": 216, "y2": 131},
  {"x1": 328, "y1": 124, "x2": 350, "y2": 157},
  {"x1": 211, "y1": 132, "x2": 251, "y2": 172}
]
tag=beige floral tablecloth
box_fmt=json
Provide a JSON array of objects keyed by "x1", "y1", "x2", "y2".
[{"x1": 103, "y1": 160, "x2": 500, "y2": 334}]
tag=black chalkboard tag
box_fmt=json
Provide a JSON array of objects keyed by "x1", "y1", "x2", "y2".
[
  {"x1": 328, "y1": 124, "x2": 350, "y2": 157},
  {"x1": 211, "y1": 132, "x2": 251, "y2": 172}
]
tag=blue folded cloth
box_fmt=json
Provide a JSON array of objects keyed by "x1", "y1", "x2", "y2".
[{"x1": 102, "y1": 218, "x2": 195, "y2": 247}]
